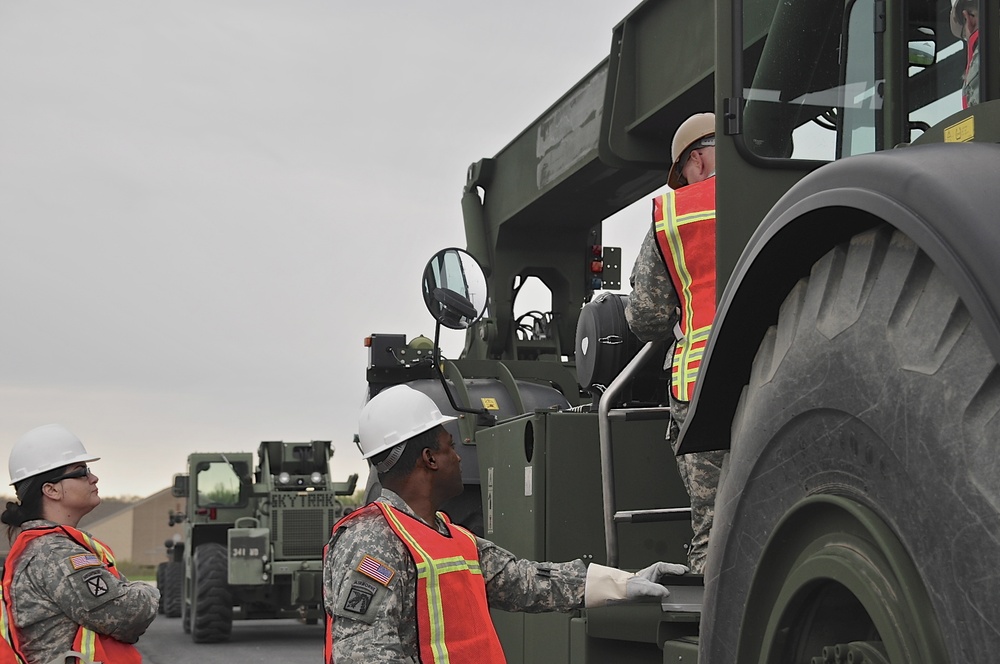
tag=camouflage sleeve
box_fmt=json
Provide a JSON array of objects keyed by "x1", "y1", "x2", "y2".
[
  {"x1": 965, "y1": 40, "x2": 980, "y2": 107},
  {"x1": 626, "y1": 223, "x2": 680, "y2": 342},
  {"x1": 22, "y1": 536, "x2": 158, "y2": 644},
  {"x1": 323, "y1": 516, "x2": 419, "y2": 664},
  {"x1": 478, "y1": 537, "x2": 587, "y2": 613}
]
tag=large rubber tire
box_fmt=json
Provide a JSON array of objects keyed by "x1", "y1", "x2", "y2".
[
  {"x1": 191, "y1": 543, "x2": 233, "y2": 643},
  {"x1": 701, "y1": 227, "x2": 1000, "y2": 663},
  {"x1": 182, "y1": 598, "x2": 191, "y2": 634},
  {"x1": 162, "y1": 560, "x2": 183, "y2": 618},
  {"x1": 155, "y1": 563, "x2": 166, "y2": 614}
]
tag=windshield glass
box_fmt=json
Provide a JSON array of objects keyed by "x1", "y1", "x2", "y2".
[
  {"x1": 740, "y1": 0, "x2": 969, "y2": 160},
  {"x1": 196, "y1": 461, "x2": 242, "y2": 507}
]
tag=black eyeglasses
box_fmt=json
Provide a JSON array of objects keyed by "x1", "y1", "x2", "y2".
[{"x1": 47, "y1": 466, "x2": 93, "y2": 483}]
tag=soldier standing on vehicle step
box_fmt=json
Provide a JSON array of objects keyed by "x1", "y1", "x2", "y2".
[
  {"x1": 626, "y1": 112, "x2": 728, "y2": 575},
  {"x1": 0, "y1": 424, "x2": 159, "y2": 664},
  {"x1": 323, "y1": 384, "x2": 689, "y2": 663}
]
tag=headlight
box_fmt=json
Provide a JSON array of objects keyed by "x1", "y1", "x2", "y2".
[
  {"x1": 277, "y1": 472, "x2": 291, "y2": 485},
  {"x1": 311, "y1": 472, "x2": 323, "y2": 484}
]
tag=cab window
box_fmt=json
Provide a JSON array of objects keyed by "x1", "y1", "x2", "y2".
[
  {"x1": 196, "y1": 461, "x2": 243, "y2": 507},
  {"x1": 908, "y1": 0, "x2": 980, "y2": 139},
  {"x1": 741, "y1": 0, "x2": 855, "y2": 160},
  {"x1": 739, "y1": 0, "x2": 971, "y2": 160}
]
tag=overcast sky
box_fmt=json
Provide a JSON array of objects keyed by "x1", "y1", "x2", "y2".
[{"x1": 0, "y1": 1, "x2": 665, "y2": 497}]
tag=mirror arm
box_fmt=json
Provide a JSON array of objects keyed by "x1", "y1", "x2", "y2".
[{"x1": 432, "y1": 319, "x2": 494, "y2": 421}]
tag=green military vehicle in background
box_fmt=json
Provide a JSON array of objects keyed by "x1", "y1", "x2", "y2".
[
  {"x1": 159, "y1": 440, "x2": 357, "y2": 643},
  {"x1": 363, "y1": 0, "x2": 1000, "y2": 661}
]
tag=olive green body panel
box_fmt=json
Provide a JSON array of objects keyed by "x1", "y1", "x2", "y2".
[
  {"x1": 600, "y1": 0, "x2": 715, "y2": 169},
  {"x1": 911, "y1": 100, "x2": 1000, "y2": 145},
  {"x1": 475, "y1": 410, "x2": 693, "y2": 664},
  {"x1": 492, "y1": 604, "x2": 694, "y2": 664},
  {"x1": 476, "y1": 411, "x2": 690, "y2": 567},
  {"x1": 227, "y1": 527, "x2": 267, "y2": 585}
]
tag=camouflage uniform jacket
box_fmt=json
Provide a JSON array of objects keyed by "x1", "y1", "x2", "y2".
[
  {"x1": 965, "y1": 31, "x2": 980, "y2": 108},
  {"x1": 323, "y1": 489, "x2": 587, "y2": 663},
  {"x1": 7, "y1": 520, "x2": 159, "y2": 664},
  {"x1": 626, "y1": 222, "x2": 681, "y2": 345}
]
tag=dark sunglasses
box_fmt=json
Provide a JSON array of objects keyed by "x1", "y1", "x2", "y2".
[{"x1": 47, "y1": 466, "x2": 93, "y2": 483}]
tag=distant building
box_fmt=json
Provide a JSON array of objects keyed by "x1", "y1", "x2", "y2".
[
  {"x1": 0, "y1": 488, "x2": 186, "y2": 567},
  {"x1": 85, "y1": 488, "x2": 186, "y2": 567}
]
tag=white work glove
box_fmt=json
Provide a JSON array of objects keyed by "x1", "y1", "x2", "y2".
[{"x1": 584, "y1": 561, "x2": 689, "y2": 607}]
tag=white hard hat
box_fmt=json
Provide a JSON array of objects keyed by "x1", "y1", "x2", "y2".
[
  {"x1": 9, "y1": 424, "x2": 100, "y2": 485},
  {"x1": 951, "y1": 0, "x2": 975, "y2": 38},
  {"x1": 667, "y1": 113, "x2": 716, "y2": 189},
  {"x1": 357, "y1": 385, "x2": 456, "y2": 461}
]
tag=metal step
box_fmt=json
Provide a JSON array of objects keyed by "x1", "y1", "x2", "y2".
[
  {"x1": 607, "y1": 406, "x2": 672, "y2": 421},
  {"x1": 613, "y1": 507, "x2": 692, "y2": 523}
]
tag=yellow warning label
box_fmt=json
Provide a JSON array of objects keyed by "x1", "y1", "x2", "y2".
[
  {"x1": 944, "y1": 116, "x2": 974, "y2": 143},
  {"x1": 481, "y1": 397, "x2": 500, "y2": 410}
]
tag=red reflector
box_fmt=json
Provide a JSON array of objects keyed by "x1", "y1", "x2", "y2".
[
  {"x1": 364, "y1": 336, "x2": 372, "y2": 347},
  {"x1": 209, "y1": 508, "x2": 217, "y2": 520}
]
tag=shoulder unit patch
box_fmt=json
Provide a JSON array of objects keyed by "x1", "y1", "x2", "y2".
[
  {"x1": 343, "y1": 580, "x2": 377, "y2": 615},
  {"x1": 84, "y1": 571, "x2": 109, "y2": 597}
]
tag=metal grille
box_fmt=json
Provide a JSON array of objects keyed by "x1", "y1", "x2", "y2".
[{"x1": 276, "y1": 508, "x2": 329, "y2": 559}]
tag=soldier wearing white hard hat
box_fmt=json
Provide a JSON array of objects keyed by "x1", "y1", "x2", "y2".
[
  {"x1": 666, "y1": 112, "x2": 716, "y2": 190},
  {"x1": 322, "y1": 385, "x2": 688, "y2": 662},
  {"x1": 1, "y1": 425, "x2": 158, "y2": 663}
]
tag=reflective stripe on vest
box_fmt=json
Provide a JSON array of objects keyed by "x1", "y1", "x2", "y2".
[
  {"x1": 75, "y1": 629, "x2": 98, "y2": 662},
  {"x1": 0, "y1": 586, "x2": 20, "y2": 664},
  {"x1": 0, "y1": 525, "x2": 142, "y2": 664},
  {"x1": 324, "y1": 502, "x2": 505, "y2": 664},
  {"x1": 375, "y1": 503, "x2": 505, "y2": 664},
  {"x1": 653, "y1": 176, "x2": 717, "y2": 401}
]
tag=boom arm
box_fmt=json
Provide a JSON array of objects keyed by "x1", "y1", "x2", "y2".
[{"x1": 460, "y1": 0, "x2": 713, "y2": 364}]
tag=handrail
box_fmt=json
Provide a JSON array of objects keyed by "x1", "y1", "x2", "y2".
[{"x1": 598, "y1": 339, "x2": 667, "y2": 567}]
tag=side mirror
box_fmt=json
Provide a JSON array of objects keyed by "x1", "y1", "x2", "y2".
[
  {"x1": 421, "y1": 248, "x2": 488, "y2": 330},
  {"x1": 908, "y1": 40, "x2": 935, "y2": 67},
  {"x1": 419, "y1": 247, "x2": 495, "y2": 422},
  {"x1": 171, "y1": 474, "x2": 189, "y2": 498},
  {"x1": 908, "y1": 27, "x2": 936, "y2": 67}
]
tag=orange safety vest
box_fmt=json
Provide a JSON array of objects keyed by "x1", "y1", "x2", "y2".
[
  {"x1": 0, "y1": 525, "x2": 142, "y2": 664},
  {"x1": 653, "y1": 176, "x2": 717, "y2": 401},
  {"x1": 325, "y1": 503, "x2": 505, "y2": 664}
]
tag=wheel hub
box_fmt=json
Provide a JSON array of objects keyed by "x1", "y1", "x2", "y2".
[{"x1": 811, "y1": 640, "x2": 889, "y2": 664}]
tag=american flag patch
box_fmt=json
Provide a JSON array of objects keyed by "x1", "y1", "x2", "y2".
[
  {"x1": 356, "y1": 555, "x2": 394, "y2": 586},
  {"x1": 70, "y1": 554, "x2": 101, "y2": 570}
]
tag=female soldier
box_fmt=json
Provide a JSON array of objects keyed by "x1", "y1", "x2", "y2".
[{"x1": 0, "y1": 424, "x2": 159, "y2": 664}]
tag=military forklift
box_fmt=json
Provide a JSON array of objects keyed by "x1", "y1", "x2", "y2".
[
  {"x1": 164, "y1": 441, "x2": 357, "y2": 643},
  {"x1": 364, "y1": 0, "x2": 1000, "y2": 661}
]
